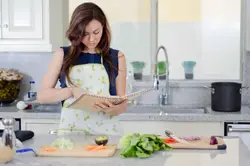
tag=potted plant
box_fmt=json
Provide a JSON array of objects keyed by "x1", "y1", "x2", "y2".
[
  {"x1": 130, "y1": 61, "x2": 145, "y2": 80},
  {"x1": 157, "y1": 61, "x2": 167, "y2": 80}
]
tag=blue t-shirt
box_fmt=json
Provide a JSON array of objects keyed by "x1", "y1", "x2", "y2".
[{"x1": 59, "y1": 46, "x2": 119, "y2": 96}]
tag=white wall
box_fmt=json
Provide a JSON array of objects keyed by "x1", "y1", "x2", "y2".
[
  {"x1": 0, "y1": 52, "x2": 53, "y2": 100},
  {"x1": 158, "y1": 0, "x2": 241, "y2": 80},
  {"x1": 69, "y1": 0, "x2": 241, "y2": 80}
]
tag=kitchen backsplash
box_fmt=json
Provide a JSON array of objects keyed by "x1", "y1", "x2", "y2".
[
  {"x1": 0, "y1": 51, "x2": 250, "y2": 106},
  {"x1": 0, "y1": 52, "x2": 55, "y2": 100}
]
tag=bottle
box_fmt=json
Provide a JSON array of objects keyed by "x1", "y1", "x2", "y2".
[
  {"x1": 28, "y1": 80, "x2": 37, "y2": 100},
  {"x1": 126, "y1": 71, "x2": 133, "y2": 94},
  {"x1": 1, "y1": 117, "x2": 16, "y2": 150}
]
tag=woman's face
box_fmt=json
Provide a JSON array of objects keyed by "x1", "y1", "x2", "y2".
[{"x1": 82, "y1": 19, "x2": 103, "y2": 50}]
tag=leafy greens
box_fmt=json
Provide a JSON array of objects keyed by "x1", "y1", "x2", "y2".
[{"x1": 119, "y1": 133, "x2": 172, "y2": 158}]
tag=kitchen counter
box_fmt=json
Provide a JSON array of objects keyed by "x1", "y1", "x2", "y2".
[
  {"x1": 5, "y1": 135, "x2": 250, "y2": 166},
  {"x1": 1, "y1": 105, "x2": 250, "y2": 122}
]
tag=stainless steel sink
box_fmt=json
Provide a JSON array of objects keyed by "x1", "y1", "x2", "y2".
[
  {"x1": 161, "y1": 107, "x2": 208, "y2": 114},
  {"x1": 125, "y1": 105, "x2": 162, "y2": 114},
  {"x1": 125, "y1": 105, "x2": 208, "y2": 115}
]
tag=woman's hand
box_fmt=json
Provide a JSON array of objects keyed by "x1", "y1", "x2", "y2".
[
  {"x1": 100, "y1": 100, "x2": 128, "y2": 116},
  {"x1": 92, "y1": 99, "x2": 115, "y2": 110},
  {"x1": 70, "y1": 87, "x2": 85, "y2": 99},
  {"x1": 92, "y1": 99, "x2": 128, "y2": 116}
]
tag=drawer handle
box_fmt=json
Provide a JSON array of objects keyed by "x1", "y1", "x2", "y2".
[{"x1": 228, "y1": 126, "x2": 250, "y2": 132}]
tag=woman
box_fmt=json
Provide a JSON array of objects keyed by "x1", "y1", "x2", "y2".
[{"x1": 37, "y1": 2, "x2": 128, "y2": 136}]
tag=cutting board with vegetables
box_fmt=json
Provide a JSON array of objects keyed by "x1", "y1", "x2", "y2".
[
  {"x1": 38, "y1": 144, "x2": 117, "y2": 157},
  {"x1": 162, "y1": 136, "x2": 227, "y2": 150},
  {"x1": 37, "y1": 136, "x2": 117, "y2": 157}
]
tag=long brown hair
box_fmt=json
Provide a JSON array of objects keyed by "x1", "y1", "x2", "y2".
[{"x1": 61, "y1": 2, "x2": 115, "y2": 86}]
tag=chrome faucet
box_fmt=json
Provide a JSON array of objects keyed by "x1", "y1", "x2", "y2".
[{"x1": 153, "y1": 45, "x2": 170, "y2": 105}]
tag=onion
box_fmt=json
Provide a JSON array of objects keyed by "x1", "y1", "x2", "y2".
[{"x1": 210, "y1": 136, "x2": 218, "y2": 145}]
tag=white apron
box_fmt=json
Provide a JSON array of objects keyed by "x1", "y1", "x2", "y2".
[{"x1": 57, "y1": 57, "x2": 123, "y2": 136}]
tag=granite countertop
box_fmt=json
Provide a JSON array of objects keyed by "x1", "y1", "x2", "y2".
[
  {"x1": 0, "y1": 104, "x2": 250, "y2": 122},
  {"x1": 5, "y1": 135, "x2": 250, "y2": 166}
]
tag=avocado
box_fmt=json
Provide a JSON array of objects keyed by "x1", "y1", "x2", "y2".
[{"x1": 95, "y1": 136, "x2": 108, "y2": 146}]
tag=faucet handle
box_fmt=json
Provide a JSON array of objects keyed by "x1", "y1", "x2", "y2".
[
  {"x1": 159, "y1": 94, "x2": 168, "y2": 106},
  {"x1": 153, "y1": 75, "x2": 159, "y2": 90}
]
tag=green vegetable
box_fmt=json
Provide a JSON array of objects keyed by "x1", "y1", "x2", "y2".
[
  {"x1": 119, "y1": 133, "x2": 172, "y2": 158},
  {"x1": 52, "y1": 138, "x2": 74, "y2": 150},
  {"x1": 157, "y1": 61, "x2": 166, "y2": 74}
]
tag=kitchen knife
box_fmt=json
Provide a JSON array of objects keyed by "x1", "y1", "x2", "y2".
[{"x1": 165, "y1": 130, "x2": 189, "y2": 144}]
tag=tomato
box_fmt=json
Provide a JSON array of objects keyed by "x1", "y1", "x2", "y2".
[{"x1": 162, "y1": 138, "x2": 178, "y2": 144}]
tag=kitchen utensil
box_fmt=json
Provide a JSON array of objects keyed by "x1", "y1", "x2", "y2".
[
  {"x1": 1, "y1": 117, "x2": 16, "y2": 149},
  {"x1": 37, "y1": 144, "x2": 117, "y2": 157},
  {"x1": 163, "y1": 136, "x2": 227, "y2": 150},
  {"x1": 165, "y1": 130, "x2": 189, "y2": 144},
  {"x1": 205, "y1": 82, "x2": 247, "y2": 112},
  {"x1": 16, "y1": 148, "x2": 38, "y2": 156}
]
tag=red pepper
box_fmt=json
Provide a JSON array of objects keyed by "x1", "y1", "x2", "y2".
[{"x1": 162, "y1": 138, "x2": 178, "y2": 144}]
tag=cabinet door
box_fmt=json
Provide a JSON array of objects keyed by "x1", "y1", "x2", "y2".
[
  {"x1": 22, "y1": 119, "x2": 60, "y2": 135},
  {"x1": 120, "y1": 121, "x2": 167, "y2": 135},
  {"x1": 1, "y1": 0, "x2": 43, "y2": 39},
  {"x1": 0, "y1": 1, "x2": 2, "y2": 39},
  {"x1": 246, "y1": 0, "x2": 250, "y2": 51},
  {"x1": 24, "y1": 123, "x2": 59, "y2": 135}
]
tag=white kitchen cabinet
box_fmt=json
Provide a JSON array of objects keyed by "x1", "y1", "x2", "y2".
[
  {"x1": 21, "y1": 119, "x2": 60, "y2": 135},
  {"x1": 21, "y1": 118, "x2": 223, "y2": 136},
  {"x1": 246, "y1": 0, "x2": 250, "y2": 51},
  {"x1": 1, "y1": 0, "x2": 43, "y2": 39},
  {"x1": 120, "y1": 121, "x2": 223, "y2": 136},
  {"x1": 0, "y1": 1, "x2": 2, "y2": 39},
  {"x1": 0, "y1": 0, "x2": 68, "y2": 52}
]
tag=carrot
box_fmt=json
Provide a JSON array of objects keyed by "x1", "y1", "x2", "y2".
[
  {"x1": 43, "y1": 147, "x2": 57, "y2": 152},
  {"x1": 85, "y1": 145, "x2": 106, "y2": 151}
]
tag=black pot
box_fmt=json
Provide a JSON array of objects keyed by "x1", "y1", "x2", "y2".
[
  {"x1": 208, "y1": 82, "x2": 245, "y2": 112},
  {"x1": 134, "y1": 73, "x2": 142, "y2": 80}
]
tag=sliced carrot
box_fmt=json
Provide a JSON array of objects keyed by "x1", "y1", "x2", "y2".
[
  {"x1": 43, "y1": 147, "x2": 57, "y2": 152},
  {"x1": 85, "y1": 145, "x2": 106, "y2": 151}
]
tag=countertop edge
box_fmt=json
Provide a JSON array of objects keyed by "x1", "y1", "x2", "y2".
[{"x1": 0, "y1": 106, "x2": 250, "y2": 122}]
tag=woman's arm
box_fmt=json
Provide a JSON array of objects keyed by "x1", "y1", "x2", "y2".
[
  {"x1": 116, "y1": 51, "x2": 127, "y2": 96},
  {"x1": 37, "y1": 48, "x2": 73, "y2": 104}
]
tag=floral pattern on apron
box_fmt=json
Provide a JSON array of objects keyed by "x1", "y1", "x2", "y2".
[{"x1": 57, "y1": 57, "x2": 123, "y2": 136}]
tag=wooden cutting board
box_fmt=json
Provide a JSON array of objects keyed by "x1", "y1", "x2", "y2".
[
  {"x1": 164, "y1": 136, "x2": 227, "y2": 150},
  {"x1": 37, "y1": 144, "x2": 117, "y2": 157}
]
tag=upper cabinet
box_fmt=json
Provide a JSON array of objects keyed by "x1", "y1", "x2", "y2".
[
  {"x1": 0, "y1": 0, "x2": 69, "y2": 52},
  {"x1": 1, "y1": 0, "x2": 43, "y2": 39},
  {"x1": 246, "y1": 0, "x2": 250, "y2": 51}
]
